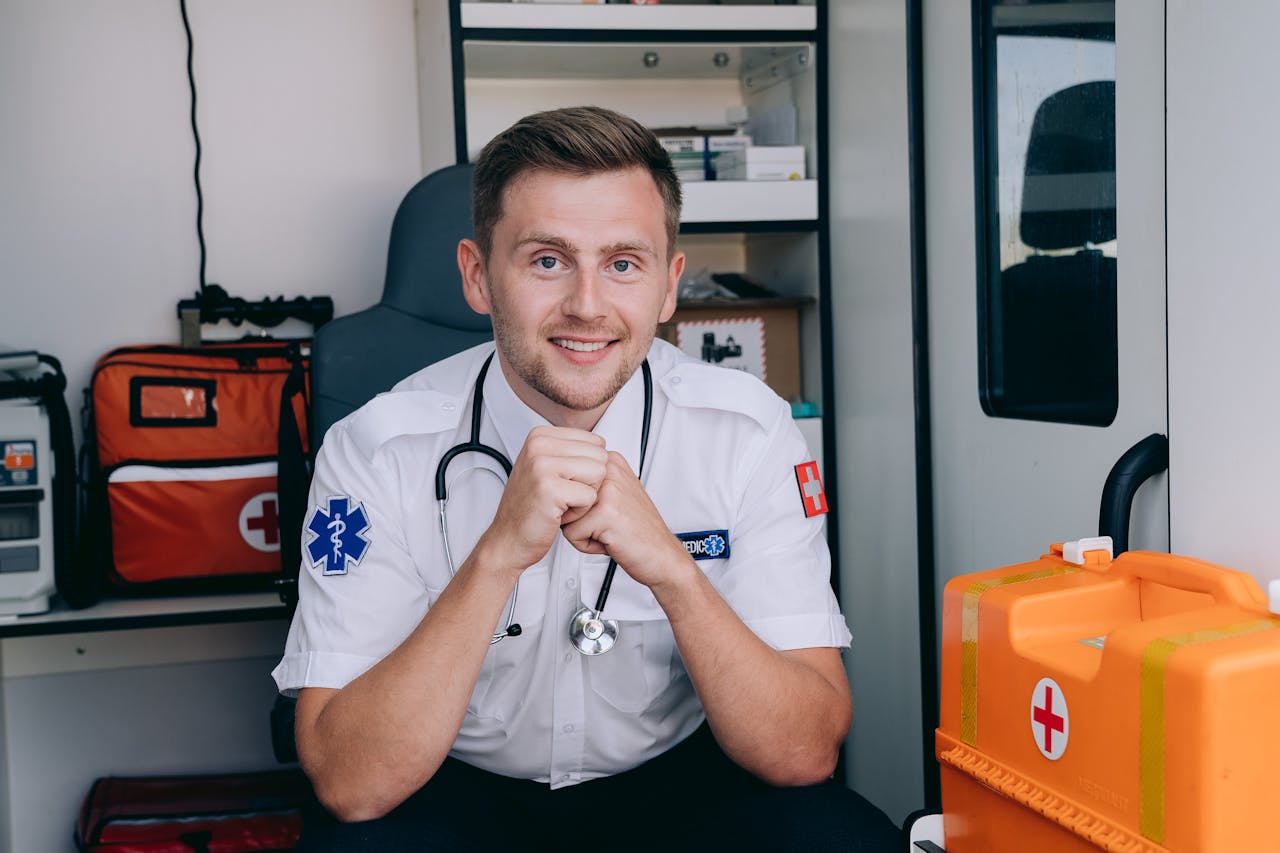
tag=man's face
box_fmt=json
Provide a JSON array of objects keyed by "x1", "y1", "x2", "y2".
[{"x1": 459, "y1": 167, "x2": 684, "y2": 429}]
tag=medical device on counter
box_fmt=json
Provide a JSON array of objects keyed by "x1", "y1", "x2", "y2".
[{"x1": 0, "y1": 350, "x2": 75, "y2": 616}]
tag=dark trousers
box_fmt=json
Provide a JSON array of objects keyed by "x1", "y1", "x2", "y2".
[{"x1": 296, "y1": 725, "x2": 901, "y2": 852}]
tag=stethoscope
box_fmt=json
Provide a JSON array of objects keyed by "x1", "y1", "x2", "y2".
[{"x1": 436, "y1": 352, "x2": 653, "y2": 656}]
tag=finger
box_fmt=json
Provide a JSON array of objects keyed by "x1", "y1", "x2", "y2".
[
  {"x1": 560, "y1": 513, "x2": 610, "y2": 552},
  {"x1": 566, "y1": 536, "x2": 608, "y2": 556},
  {"x1": 555, "y1": 480, "x2": 600, "y2": 516},
  {"x1": 525, "y1": 425, "x2": 606, "y2": 452}
]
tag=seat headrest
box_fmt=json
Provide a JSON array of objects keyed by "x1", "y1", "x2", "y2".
[
  {"x1": 381, "y1": 162, "x2": 491, "y2": 332},
  {"x1": 1020, "y1": 80, "x2": 1116, "y2": 251}
]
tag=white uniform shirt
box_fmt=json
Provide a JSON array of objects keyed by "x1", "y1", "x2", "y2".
[{"x1": 272, "y1": 339, "x2": 851, "y2": 788}]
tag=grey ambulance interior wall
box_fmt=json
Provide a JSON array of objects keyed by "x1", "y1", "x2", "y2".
[
  {"x1": 1166, "y1": 2, "x2": 1280, "y2": 585},
  {"x1": 0, "y1": 0, "x2": 423, "y2": 448},
  {"x1": 0, "y1": 621, "x2": 289, "y2": 853},
  {"x1": 827, "y1": 0, "x2": 924, "y2": 824}
]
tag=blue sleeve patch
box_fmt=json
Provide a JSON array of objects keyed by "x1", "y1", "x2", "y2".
[
  {"x1": 305, "y1": 495, "x2": 372, "y2": 575},
  {"x1": 676, "y1": 529, "x2": 730, "y2": 561}
]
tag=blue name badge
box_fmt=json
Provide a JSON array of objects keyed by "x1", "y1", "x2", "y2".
[{"x1": 677, "y1": 530, "x2": 730, "y2": 561}]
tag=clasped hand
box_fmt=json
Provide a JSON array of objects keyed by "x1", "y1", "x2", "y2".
[{"x1": 481, "y1": 425, "x2": 683, "y2": 587}]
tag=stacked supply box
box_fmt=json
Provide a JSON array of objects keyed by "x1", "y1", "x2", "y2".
[
  {"x1": 937, "y1": 537, "x2": 1280, "y2": 852},
  {"x1": 656, "y1": 133, "x2": 751, "y2": 182},
  {"x1": 716, "y1": 145, "x2": 806, "y2": 181}
]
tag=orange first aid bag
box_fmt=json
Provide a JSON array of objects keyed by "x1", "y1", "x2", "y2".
[
  {"x1": 937, "y1": 540, "x2": 1280, "y2": 853},
  {"x1": 70, "y1": 343, "x2": 310, "y2": 606}
]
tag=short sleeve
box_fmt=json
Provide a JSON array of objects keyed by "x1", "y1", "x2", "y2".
[
  {"x1": 271, "y1": 424, "x2": 430, "y2": 696},
  {"x1": 714, "y1": 409, "x2": 851, "y2": 651}
]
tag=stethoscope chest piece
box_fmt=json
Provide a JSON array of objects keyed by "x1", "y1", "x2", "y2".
[{"x1": 569, "y1": 606, "x2": 618, "y2": 656}]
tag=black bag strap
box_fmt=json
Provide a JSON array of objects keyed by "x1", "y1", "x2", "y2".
[
  {"x1": 66, "y1": 382, "x2": 106, "y2": 608},
  {"x1": 275, "y1": 344, "x2": 309, "y2": 611}
]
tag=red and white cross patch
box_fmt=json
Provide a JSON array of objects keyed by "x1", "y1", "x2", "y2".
[{"x1": 794, "y1": 461, "x2": 828, "y2": 517}]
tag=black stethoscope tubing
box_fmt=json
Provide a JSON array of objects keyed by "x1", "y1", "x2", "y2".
[{"x1": 435, "y1": 351, "x2": 653, "y2": 646}]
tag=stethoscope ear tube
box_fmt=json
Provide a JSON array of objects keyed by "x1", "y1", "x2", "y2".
[
  {"x1": 438, "y1": 353, "x2": 518, "y2": 643},
  {"x1": 437, "y1": 352, "x2": 654, "y2": 654}
]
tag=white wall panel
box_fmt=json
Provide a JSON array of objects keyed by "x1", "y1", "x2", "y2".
[
  {"x1": 0, "y1": 0, "x2": 422, "y2": 449},
  {"x1": 1167, "y1": 1, "x2": 1280, "y2": 585},
  {"x1": 827, "y1": 0, "x2": 923, "y2": 823}
]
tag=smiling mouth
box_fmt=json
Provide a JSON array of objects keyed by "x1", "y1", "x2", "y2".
[{"x1": 552, "y1": 338, "x2": 612, "y2": 353}]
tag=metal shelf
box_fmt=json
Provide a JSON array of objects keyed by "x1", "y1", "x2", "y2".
[
  {"x1": 680, "y1": 179, "x2": 817, "y2": 224},
  {"x1": 460, "y1": 2, "x2": 817, "y2": 33},
  {"x1": 0, "y1": 591, "x2": 288, "y2": 638}
]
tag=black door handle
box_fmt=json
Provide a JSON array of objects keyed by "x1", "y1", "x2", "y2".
[{"x1": 1098, "y1": 433, "x2": 1168, "y2": 555}]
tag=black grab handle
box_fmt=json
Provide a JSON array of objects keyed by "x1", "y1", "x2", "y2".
[{"x1": 1098, "y1": 433, "x2": 1168, "y2": 556}]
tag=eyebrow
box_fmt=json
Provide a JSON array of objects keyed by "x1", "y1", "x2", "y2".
[{"x1": 516, "y1": 232, "x2": 657, "y2": 259}]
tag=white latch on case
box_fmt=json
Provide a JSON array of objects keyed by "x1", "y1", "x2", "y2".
[{"x1": 1063, "y1": 536, "x2": 1114, "y2": 565}]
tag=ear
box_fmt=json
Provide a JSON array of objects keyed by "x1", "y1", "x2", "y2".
[
  {"x1": 658, "y1": 251, "x2": 685, "y2": 324},
  {"x1": 457, "y1": 239, "x2": 492, "y2": 316}
]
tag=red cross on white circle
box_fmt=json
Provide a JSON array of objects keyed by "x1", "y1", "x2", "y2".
[
  {"x1": 239, "y1": 492, "x2": 282, "y2": 553},
  {"x1": 1030, "y1": 677, "x2": 1069, "y2": 760}
]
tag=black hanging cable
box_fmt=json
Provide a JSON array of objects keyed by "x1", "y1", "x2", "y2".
[{"x1": 179, "y1": 0, "x2": 207, "y2": 295}]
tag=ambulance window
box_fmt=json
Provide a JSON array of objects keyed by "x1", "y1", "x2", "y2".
[{"x1": 974, "y1": 0, "x2": 1117, "y2": 426}]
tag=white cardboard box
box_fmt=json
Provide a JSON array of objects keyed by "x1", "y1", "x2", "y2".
[{"x1": 715, "y1": 146, "x2": 807, "y2": 181}]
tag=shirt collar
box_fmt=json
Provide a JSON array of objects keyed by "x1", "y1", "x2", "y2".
[{"x1": 481, "y1": 351, "x2": 650, "y2": 476}]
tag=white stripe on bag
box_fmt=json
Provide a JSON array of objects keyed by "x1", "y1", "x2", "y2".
[{"x1": 109, "y1": 462, "x2": 277, "y2": 483}]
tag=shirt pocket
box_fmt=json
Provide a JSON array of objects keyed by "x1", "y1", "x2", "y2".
[
  {"x1": 580, "y1": 555, "x2": 677, "y2": 713},
  {"x1": 463, "y1": 560, "x2": 549, "y2": 722}
]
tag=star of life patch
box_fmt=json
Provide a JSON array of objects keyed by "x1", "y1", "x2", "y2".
[
  {"x1": 794, "y1": 461, "x2": 828, "y2": 517},
  {"x1": 676, "y1": 529, "x2": 730, "y2": 561},
  {"x1": 305, "y1": 495, "x2": 372, "y2": 575}
]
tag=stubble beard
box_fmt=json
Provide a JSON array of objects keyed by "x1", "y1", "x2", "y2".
[{"x1": 491, "y1": 310, "x2": 649, "y2": 413}]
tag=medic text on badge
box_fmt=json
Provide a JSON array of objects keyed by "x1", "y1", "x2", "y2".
[
  {"x1": 677, "y1": 530, "x2": 730, "y2": 561},
  {"x1": 305, "y1": 495, "x2": 372, "y2": 575},
  {"x1": 794, "y1": 461, "x2": 828, "y2": 517}
]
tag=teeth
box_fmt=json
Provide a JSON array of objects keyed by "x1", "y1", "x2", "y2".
[{"x1": 554, "y1": 339, "x2": 609, "y2": 352}]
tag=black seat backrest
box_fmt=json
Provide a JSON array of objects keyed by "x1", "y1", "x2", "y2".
[
  {"x1": 310, "y1": 162, "x2": 492, "y2": 442},
  {"x1": 274, "y1": 164, "x2": 491, "y2": 765},
  {"x1": 996, "y1": 80, "x2": 1117, "y2": 426}
]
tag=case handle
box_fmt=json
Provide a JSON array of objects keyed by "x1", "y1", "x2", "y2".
[{"x1": 1114, "y1": 550, "x2": 1268, "y2": 612}]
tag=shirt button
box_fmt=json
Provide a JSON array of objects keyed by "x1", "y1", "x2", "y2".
[
  {"x1": 562, "y1": 724, "x2": 574, "y2": 734},
  {"x1": 563, "y1": 652, "x2": 574, "y2": 664},
  {"x1": 566, "y1": 577, "x2": 577, "y2": 590},
  {"x1": 560, "y1": 775, "x2": 571, "y2": 784},
  {"x1": 671, "y1": 376, "x2": 682, "y2": 385},
  {"x1": 441, "y1": 401, "x2": 456, "y2": 411}
]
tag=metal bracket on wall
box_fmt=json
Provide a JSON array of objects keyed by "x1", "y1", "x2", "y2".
[{"x1": 742, "y1": 45, "x2": 811, "y2": 94}]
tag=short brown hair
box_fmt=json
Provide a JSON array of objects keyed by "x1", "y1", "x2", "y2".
[{"x1": 472, "y1": 106, "x2": 682, "y2": 259}]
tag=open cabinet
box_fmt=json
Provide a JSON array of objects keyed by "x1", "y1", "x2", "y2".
[{"x1": 442, "y1": 0, "x2": 838, "y2": 560}]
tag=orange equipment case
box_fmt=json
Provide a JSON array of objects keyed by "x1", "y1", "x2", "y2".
[{"x1": 936, "y1": 538, "x2": 1280, "y2": 852}]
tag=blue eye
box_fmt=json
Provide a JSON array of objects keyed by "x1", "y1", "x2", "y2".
[
  {"x1": 612, "y1": 260, "x2": 632, "y2": 273},
  {"x1": 538, "y1": 256, "x2": 557, "y2": 270}
]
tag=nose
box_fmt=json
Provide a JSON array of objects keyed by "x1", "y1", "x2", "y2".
[{"x1": 563, "y1": 267, "x2": 608, "y2": 321}]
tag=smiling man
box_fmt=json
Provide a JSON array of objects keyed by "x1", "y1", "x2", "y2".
[{"x1": 273, "y1": 106, "x2": 898, "y2": 851}]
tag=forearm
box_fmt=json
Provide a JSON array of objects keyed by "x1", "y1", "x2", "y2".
[
  {"x1": 297, "y1": 540, "x2": 518, "y2": 821},
  {"x1": 652, "y1": 562, "x2": 852, "y2": 786}
]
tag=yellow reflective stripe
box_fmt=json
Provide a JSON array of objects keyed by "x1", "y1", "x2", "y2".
[
  {"x1": 1139, "y1": 618, "x2": 1280, "y2": 844},
  {"x1": 959, "y1": 565, "x2": 1080, "y2": 746}
]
